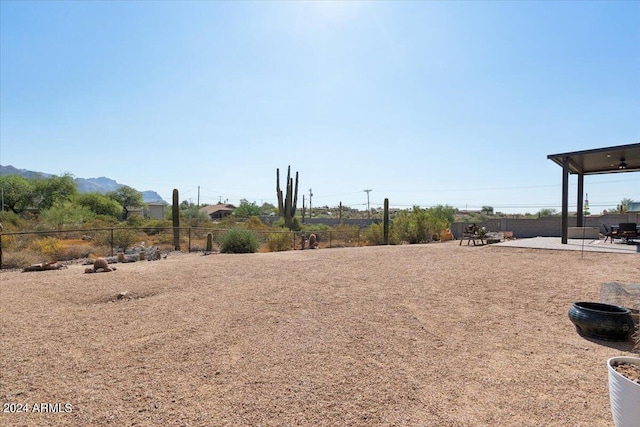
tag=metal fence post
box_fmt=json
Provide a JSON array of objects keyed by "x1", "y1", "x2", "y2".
[{"x1": 188, "y1": 228, "x2": 191, "y2": 253}]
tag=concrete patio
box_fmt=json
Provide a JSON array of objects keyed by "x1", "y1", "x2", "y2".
[{"x1": 495, "y1": 236, "x2": 640, "y2": 254}]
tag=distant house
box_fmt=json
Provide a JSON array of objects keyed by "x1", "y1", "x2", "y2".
[
  {"x1": 199, "y1": 203, "x2": 236, "y2": 221},
  {"x1": 146, "y1": 201, "x2": 168, "y2": 219},
  {"x1": 628, "y1": 201, "x2": 640, "y2": 213}
]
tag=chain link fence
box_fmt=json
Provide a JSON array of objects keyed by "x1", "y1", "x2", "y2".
[{"x1": 0, "y1": 226, "x2": 363, "y2": 269}]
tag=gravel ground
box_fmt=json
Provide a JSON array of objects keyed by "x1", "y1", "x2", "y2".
[{"x1": 1, "y1": 241, "x2": 638, "y2": 426}]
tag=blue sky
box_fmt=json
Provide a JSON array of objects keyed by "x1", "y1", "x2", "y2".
[{"x1": 1, "y1": 1, "x2": 638, "y2": 214}]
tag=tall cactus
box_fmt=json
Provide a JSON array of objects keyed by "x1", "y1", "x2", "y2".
[
  {"x1": 276, "y1": 166, "x2": 299, "y2": 229},
  {"x1": 172, "y1": 188, "x2": 180, "y2": 250},
  {"x1": 383, "y1": 198, "x2": 389, "y2": 245}
]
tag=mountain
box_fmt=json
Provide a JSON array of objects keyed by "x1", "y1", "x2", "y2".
[{"x1": 0, "y1": 165, "x2": 166, "y2": 203}]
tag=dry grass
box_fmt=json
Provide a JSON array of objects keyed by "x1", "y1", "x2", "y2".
[{"x1": 1, "y1": 241, "x2": 638, "y2": 426}]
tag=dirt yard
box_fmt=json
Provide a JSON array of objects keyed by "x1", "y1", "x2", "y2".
[{"x1": 1, "y1": 241, "x2": 638, "y2": 426}]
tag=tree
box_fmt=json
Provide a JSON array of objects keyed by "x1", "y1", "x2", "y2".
[
  {"x1": 107, "y1": 185, "x2": 144, "y2": 219},
  {"x1": 618, "y1": 198, "x2": 633, "y2": 213},
  {"x1": 260, "y1": 202, "x2": 277, "y2": 216},
  {"x1": 76, "y1": 193, "x2": 123, "y2": 218},
  {"x1": 537, "y1": 208, "x2": 557, "y2": 217},
  {"x1": 429, "y1": 204, "x2": 456, "y2": 225},
  {"x1": 481, "y1": 206, "x2": 494, "y2": 215},
  {"x1": 41, "y1": 200, "x2": 96, "y2": 230},
  {"x1": 391, "y1": 205, "x2": 455, "y2": 244},
  {"x1": 234, "y1": 199, "x2": 261, "y2": 218},
  {"x1": 0, "y1": 175, "x2": 35, "y2": 213},
  {"x1": 32, "y1": 173, "x2": 77, "y2": 210}
]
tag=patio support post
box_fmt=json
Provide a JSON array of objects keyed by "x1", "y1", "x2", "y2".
[
  {"x1": 576, "y1": 173, "x2": 584, "y2": 227},
  {"x1": 561, "y1": 157, "x2": 569, "y2": 244}
]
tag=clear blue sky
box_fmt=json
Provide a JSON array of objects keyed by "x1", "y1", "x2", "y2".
[{"x1": 1, "y1": 1, "x2": 638, "y2": 214}]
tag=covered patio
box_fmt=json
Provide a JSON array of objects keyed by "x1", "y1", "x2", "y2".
[{"x1": 547, "y1": 142, "x2": 640, "y2": 244}]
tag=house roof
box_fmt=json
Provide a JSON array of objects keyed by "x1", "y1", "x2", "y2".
[
  {"x1": 547, "y1": 142, "x2": 640, "y2": 175},
  {"x1": 199, "y1": 203, "x2": 236, "y2": 215}
]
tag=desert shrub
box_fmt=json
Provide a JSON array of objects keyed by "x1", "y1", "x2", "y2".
[
  {"x1": 126, "y1": 215, "x2": 143, "y2": 227},
  {"x1": 141, "y1": 219, "x2": 173, "y2": 235},
  {"x1": 84, "y1": 215, "x2": 120, "y2": 228},
  {"x1": 272, "y1": 216, "x2": 302, "y2": 231},
  {"x1": 301, "y1": 223, "x2": 329, "y2": 233},
  {"x1": 218, "y1": 216, "x2": 238, "y2": 228},
  {"x1": 363, "y1": 222, "x2": 385, "y2": 245},
  {"x1": 1, "y1": 249, "x2": 41, "y2": 269},
  {"x1": 41, "y1": 201, "x2": 96, "y2": 230},
  {"x1": 94, "y1": 228, "x2": 140, "y2": 250},
  {"x1": 391, "y1": 206, "x2": 449, "y2": 244},
  {"x1": 0, "y1": 211, "x2": 27, "y2": 230},
  {"x1": 155, "y1": 231, "x2": 175, "y2": 245},
  {"x1": 62, "y1": 243, "x2": 102, "y2": 260},
  {"x1": 266, "y1": 232, "x2": 292, "y2": 252},
  {"x1": 114, "y1": 229, "x2": 141, "y2": 250},
  {"x1": 218, "y1": 228, "x2": 259, "y2": 254},
  {"x1": 242, "y1": 216, "x2": 268, "y2": 230},
  {"x1": 29, "y1": 237, "x2": 66, "y2": 260}
]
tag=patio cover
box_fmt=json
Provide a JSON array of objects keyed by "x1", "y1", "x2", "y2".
[{"x1": 547, "y1": 142, "x2": 640, "y2": 244}]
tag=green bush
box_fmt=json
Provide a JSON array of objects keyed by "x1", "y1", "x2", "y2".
[
  {"x1": 364, "y1": 222, "x2": 385, "y2": 245},
  {"x1": 266, "y1": 232, "x2": 291, "y2": 252},
  {"x1": 218, "y1": 228, "x2": 259, "y2": 253},
  {"x1": 94, "y1": 228, "x2": 140, "y2": 251},
  {"x1": 142, "y1": 219, "x2": 173, "y2": 235},
  {"x1": 0, "y1": 211, "x2": 27, "y2": 231}
]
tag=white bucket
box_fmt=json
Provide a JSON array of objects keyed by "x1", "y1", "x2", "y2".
[{"x1": 608, "y1": 356, "x2": 640, "y2": 427}]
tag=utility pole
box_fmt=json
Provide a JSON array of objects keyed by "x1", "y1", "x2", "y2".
[
  {"x1": 364, "y1": 189, "x2": 372, "y2": 219},
  {"x1": 309, "y1": 188, "x2": 313, "y2": 218}
]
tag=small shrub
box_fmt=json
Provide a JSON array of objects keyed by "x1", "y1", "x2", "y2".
[
  {"x1": 126, "y1": 215, "x2": 143, "y2": 227},
  {"x1": 267, "y1": 232, "x2": 291, "y2": 252},
  {"x1": 114, "y1": 229, "x2": 140, "y2": 250},
  {"x1": 142, "y1": 219, "x2": 172, "y2": 235},
  {"x1": 29, "y1": 237, "x2": 66, "y2": 260},
  {"x1": 62, "y1": 244, "x2": 102, "y2": 260},
  {"x1": 363, "y1": 222, "x2": 385, "y2": 245},
  {"x1": 155, "y1": 231, "x2": 174, "y2": 245},
  {"x1": 218, "y1": 228, "x2": 259, "y2": 254},
  {"x1": 1, "y1": 249, "x2": 41, "y2": 269},
  {"x1": 242, "y1": 216, "x2": 268, "y2": 230}
]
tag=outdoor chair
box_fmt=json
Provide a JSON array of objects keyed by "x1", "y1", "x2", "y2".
[{"x1": 602, "y1": 224, "x2": 617, "y2": 243}]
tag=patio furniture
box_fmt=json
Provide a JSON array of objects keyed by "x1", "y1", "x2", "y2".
[
  {"x1": 459, "y1": 224, "x2": 486, "y2": 246},
  {"x1": 617, "y1": 223, "x2": 638, "y2": 244},
  {"x1": 602, "y1": 224, "x2": 618, "y2": 243}
]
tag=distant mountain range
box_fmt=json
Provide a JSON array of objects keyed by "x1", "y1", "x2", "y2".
[{"x1": 0, "y1": 165, "x2": 166, "y2": 203}]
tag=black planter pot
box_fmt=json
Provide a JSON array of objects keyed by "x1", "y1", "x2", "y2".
[{"x1": 568, "y1": 302, "x2": 635, "y2": 341}]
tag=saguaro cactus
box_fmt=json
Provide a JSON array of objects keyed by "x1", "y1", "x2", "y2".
[
  {"x1": 276, "y1": 166, "x2": 299, "y2": 229},
  {"x1": 206, "y1": 232, "x2": 213, "y2": 252},
  {"x1": 172, "y1": 189, "x2": 180, "y2": 250},
  {"x1": 383, "y1": 198, "x2": 389, "y2": 245}
]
